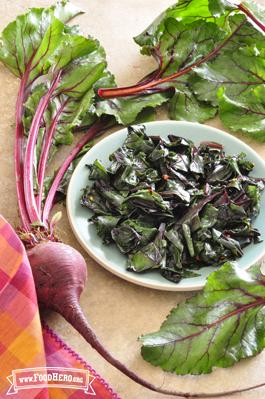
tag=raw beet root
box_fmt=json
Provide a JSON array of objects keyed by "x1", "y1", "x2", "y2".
[{"x1": 27, "y1": 241, "x2": 87, "y2": 311}]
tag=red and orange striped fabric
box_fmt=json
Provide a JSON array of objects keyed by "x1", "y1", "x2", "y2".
[{"x1": 0, "y1": 216, "x2": 119, "y2": 399}]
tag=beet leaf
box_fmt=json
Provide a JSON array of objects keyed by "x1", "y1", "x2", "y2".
[
  {"x1": 140, "y1": 261, "x2": 265, "y2": 374},
  {"x1": 98, "y1": 0, "x2": 265, "y2": 140},
  {"x1": 0, "y1": 2, "x2": 117, "y2": 228},
  {"x1": 0, "y1": 2, "x2": 82, "y2": 80},
  {"x1": 218, "y1": 86, "x2": 265, "y2": 141},
  {"x1": 95, "y1": 76, "x2": 170, "y2": 125},
  {"x1": 0, "y1": 1, "x2": 82, "y2": 229}
]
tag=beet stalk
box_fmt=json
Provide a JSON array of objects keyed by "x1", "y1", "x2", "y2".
[
  {"x1": 237, "y1": 2, "x2": 265, "y2": 33},
  {"x1": 36, "y1": 98, "x2": 69, "y2": 212},
  {"x1": 24, "y1": 71, "x2": 62, "y2": 225},
  {"x1": 98, "y1": 21, "x2": 245, "y2": 99},
  {"x1": 98, "y1": 2, "x2": 265, "y2": 99},
  {"x1": 15, "y1": 61, "x2": 33, "y2": 232}
]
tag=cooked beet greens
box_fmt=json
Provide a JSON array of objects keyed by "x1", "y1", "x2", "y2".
[{"x1": 81, "y1": 125, "x2": 264, "y2": 283}]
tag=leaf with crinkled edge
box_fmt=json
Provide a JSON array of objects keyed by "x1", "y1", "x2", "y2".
[
  {"x1": 54, "y1": 89, "x2": 95, "y2": 145},
  {"x1": 95, "y1": 92, "x2": 170, "y2": 125},
  {"x1": 192, "y1": 50, "x2": 265, "y2": 106},
  {"x1": 53, "y1": 0, "x2": 83, "y2": 22},
  {"x1": 0, "y1": 1, "x2": 82, "y2": 79},
  {"x1": 154, "y1": 18, "x2": 225, "y2": 75},
  {"x1": 190, "y1": 15, "x2": 265, "y2": 106},
  {"x1": 169, "y1": 86, "x2": 217, "y2": 122},
  {"x1": 208, "y1": 0, "x2": 233, "y2": 17},
  {"x1": 55, "y1": 61, "x2": 106, "y2": 98},
  {"x1": 22, "y1": 35, "x2": 111, "y2": 162},
  {"x1": 97, "y1": 18, "x2": 225, "y2": 125},
  {"x1": 134, "y1": 0, "x2": 233, "y2": 53},
  {"x1": 46, "y1": 33, "x2": 98, "y2": 73},
  {"x1": 140, "y1": 261, "x2": 265, "y2": 375},
  {"x1": 120, "y1": 16, "x2": 227, "y2": 125},
  {"x1": 146, "y1": 17, "x2": 224, "y2": 123},
  {"x1": 218, "y1": 87, "x2": 265, "y2": 141}
]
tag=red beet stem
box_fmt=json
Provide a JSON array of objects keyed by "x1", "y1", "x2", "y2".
[
  {"x1": 36, "y1": 98, "x2": 69, "y2": 212},
  {"x1": 238, "y1": 2, "x2": 265, "y2": 33},
  {"x1": 61, "y1": 300, "x2": 265, "y2": 398},
  {"x1": 98, "y1": 20, "x2": 245, "y2": 99},
  {"x1": 23, "y1": 71, "x2": 62, "y2": 225},
  {"x1": 15, "y1": 65, "x2": 33, "y2": 231},
  {"x1": 42, "y1": 120, "x2": 107, "y2": 223}
]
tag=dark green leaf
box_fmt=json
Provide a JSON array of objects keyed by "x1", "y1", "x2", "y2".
[
  {"x1": 125, "y1": 219, "x2": 157, "y2": 246},
  {"x1": 88, "y1": 159, "x2": 109, "y2": 181},
  {"x1": 134, "y1": 0, "x2": 230, "y2": 53},
  {"x1": 208, "y1": 0, "x2": 233, "y2": 17},
  {"x1": 93, "y1": 215, "x2": 120, "y2": 244},
  {"x1": 192, "y1": 35, "x2": 265, "y2": 107},
  {"x1": 165, "y1": 228, "x2": 184, "y2": 268},
  {"x1": 0, "y1": 2, "x2": 81, "y2": 79},
  {"x1": 161, "y1": 179, "x2": 190, "y2": 203},
  {"x1": 182, "y1": 223, "x2": 195, "y2": 257},
  {"x1": 81, "y1": 186, "x2": 110, "y2": 215},
  {"x1": 20, "y1": 28, "x2": 113, "y2": 197},
  {"x1": 140, "y1": 262, "x2": 265, "y2": 374},
  {"x1": 95, "y1": 181, "x2": 125, "y2": 212},
  {"x1": 200, "y1": 204, "x2": 218, "y2": 228},
  {"x1": 128, "y1": 225, "x2": 167, "y2": 272},
  {"x1": 125, "y1": 125, "x2": 155, "y2": 154},
  {"x1": 123, "y1": 189, "x2": 173, "y2": 217},
  {"x1": 121, "y1": 2, "x2": 265, "y2": 138},
  {"x1": 112, "y1": 224, "x2": 141, "y2": 254},
  {"x1": 156, "y1": 19, "x2": 225, "y2": 75},
  {"x1": 169, "y1": 87, "x2": 217, "y2": 122},
  {"x1": 218, "y1": 87, "x2": 265, "y2": 141},
  {"x1": 95, "y1": 92, "x2": 169, "y2": 125}
]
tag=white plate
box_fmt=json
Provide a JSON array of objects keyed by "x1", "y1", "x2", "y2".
[{"x1": 67, "y1": 121, "x2": 265, "y2": 291}]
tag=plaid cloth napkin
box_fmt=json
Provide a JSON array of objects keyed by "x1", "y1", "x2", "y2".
[{"x1": 0, "y1": 215, "x2": 120, "y2": 399}]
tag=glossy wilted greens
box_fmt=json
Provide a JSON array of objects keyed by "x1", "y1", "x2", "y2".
[{"x1": 81, "y1": 125, "x2": 264, "y2": 283}]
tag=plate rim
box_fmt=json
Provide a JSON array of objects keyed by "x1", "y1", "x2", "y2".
[{"x1": 67, "y1": 120, "x2": 265, "y2": 291}]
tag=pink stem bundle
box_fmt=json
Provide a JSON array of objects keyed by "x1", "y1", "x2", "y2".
[
  {"x1": 23, "y1": 71, "x2": 62, "y2": 225},
  {"x1": 16, "y1": 64, "x2": 107, "y2": 230},
  {"x1": 36, "y1": 98, "x2": 69, "y2": 212},
  {"x1": 15, "y1": 65, "x2": 33, "y2": 231}
]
